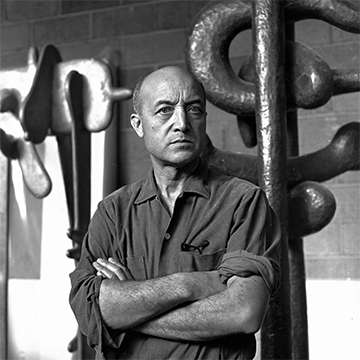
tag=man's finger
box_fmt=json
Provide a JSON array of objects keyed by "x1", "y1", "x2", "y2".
[
  {"x1": 96, "y1": 258, "x2": 129, "y2": 281},
  {"x1": 96, "y1": 270, "x2": 108, "y2": 278},
  {"x1": 108, "y1": 257, "x2": 124, "y2": 267},
  {"x1": 93, "y1": 261, "x2": 118, "y2": 279},
  {"x1": 107, "y1": 257, "x2": 135, "y2": 281}
]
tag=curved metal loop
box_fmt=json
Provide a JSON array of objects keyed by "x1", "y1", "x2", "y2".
[{"x1": 186, "y1": 0, "x2": 360, "y2": 117}]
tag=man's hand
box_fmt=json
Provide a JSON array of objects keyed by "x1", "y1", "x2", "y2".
[
  {"x1": 185, "y1": 271, "x2": 226, "y2": 301},
  {"x1": 92, "y1": 258, "x2": 226, "y2": 299},
  {"x1": 93, "y1": 258, "x2": 134, "y2": 281}
]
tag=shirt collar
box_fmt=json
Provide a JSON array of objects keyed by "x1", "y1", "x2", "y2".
[{"x1": 134, "y1": 160, "x2": 210, "y2": 205}]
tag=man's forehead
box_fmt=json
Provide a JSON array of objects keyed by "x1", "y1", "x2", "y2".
[
  {"x1": 146, "y1": 66, "x2": 190, "y2": 80},
  {"x1": 141, "y1": 67, "x2": 204, "y2": 103}
]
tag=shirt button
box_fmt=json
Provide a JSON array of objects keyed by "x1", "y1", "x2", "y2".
[{"x1": 164, "y1": 233, "x2": 171, "y2": 240}]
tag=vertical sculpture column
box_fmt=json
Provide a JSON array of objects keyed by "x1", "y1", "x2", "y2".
[{"x1": 252, "y1": 0, "x2": 293, "y2": 358}]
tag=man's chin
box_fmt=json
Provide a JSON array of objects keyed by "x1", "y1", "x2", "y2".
[{"x1": 165, "y1": 153, "x2": 200, "y2": 168}]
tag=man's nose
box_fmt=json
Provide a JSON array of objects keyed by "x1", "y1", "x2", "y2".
[{"x1": 173, "y1": 107, "x2": 189, "y2": 131}]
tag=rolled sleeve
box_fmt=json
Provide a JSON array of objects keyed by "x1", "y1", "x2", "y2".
[
  {"x1": 69, "y1": 271, "x2": 103, "y2": 348},
  {"x1": 69, "y1": 254, "x2": 127, "y2": 354},
  {"x1": 218, "y1": 188, "x2": 281, "y2": 294},
  {"x1": 69, "y1": 203, "x2": 127, "y2": 355},
  {"x1": 218, "y1": 250, "x2": 280, "y2": 293}
]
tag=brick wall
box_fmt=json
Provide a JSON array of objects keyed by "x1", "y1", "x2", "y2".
[{"x1": 1, "y1": 0, "x2": 359, "y2": 280}]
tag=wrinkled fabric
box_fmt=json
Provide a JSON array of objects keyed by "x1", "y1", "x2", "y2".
[
  {"x1": 218, "y1": 250, "x2": 281, "y2": 291},
  {"x1": 69, "y1": 161, "x2": 281, "y2": 359}
]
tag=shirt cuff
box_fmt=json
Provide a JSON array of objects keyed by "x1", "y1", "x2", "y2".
[
  {"x1": 86, "y1": 276, "x2": 127, "y2": 355},
  {"x1": 218, "y1": 250, "x2": 281, "y2": 294}
]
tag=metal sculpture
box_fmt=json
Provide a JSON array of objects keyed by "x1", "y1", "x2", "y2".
[
  {"x1": 187, "y1": 0, "x2": 359, "y2": 358},
  {"x1": 0, "y1": 45, "x2": 132, "y2": 360}
]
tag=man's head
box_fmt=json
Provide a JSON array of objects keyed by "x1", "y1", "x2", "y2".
[
  {"x1": 132, "y1": 66, "x2": 206, "y2": 116},
  {"x1": 130, "y1": 66, "x2": 207, "y2": 169}
]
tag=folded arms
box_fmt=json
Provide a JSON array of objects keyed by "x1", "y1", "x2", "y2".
[{"x1": 94, "y1": 257, "x2": 270, "y2": 342}]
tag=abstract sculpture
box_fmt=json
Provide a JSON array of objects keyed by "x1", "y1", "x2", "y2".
[
  {"x1": 0, "y1": 44, "x2": 132, "y2": 360},
  {"x1": 187, "y1": 0, "x2": 359, "y2": 358}
]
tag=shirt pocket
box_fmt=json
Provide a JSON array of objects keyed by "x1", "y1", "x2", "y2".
[
  {"x1": 124, "y1": 255, "x2": 147, "y2": 280},
  {"x1": 179, "y1": 249, "x2": 226, "y2": 272}
]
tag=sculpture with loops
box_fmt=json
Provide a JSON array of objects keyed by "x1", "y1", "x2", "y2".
[{"x1": 187, "y1": 0, "x2": 359, "y2": 359}]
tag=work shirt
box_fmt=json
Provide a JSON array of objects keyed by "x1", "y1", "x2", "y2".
[{"x1": 69, "y1": 161, "x2": 281, "y2": 360}]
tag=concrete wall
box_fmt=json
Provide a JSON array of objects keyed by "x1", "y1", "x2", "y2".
[{"x1": 1, "y1": 1, "x2": 359, "y2": 359}]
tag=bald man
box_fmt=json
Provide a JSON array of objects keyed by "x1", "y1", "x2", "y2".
[{"x1": 70, "y1": 66, "x2": 281, "y2": 360}]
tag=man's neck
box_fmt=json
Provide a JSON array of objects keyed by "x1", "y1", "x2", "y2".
[{"x1": 152, "y1": 159, "x2": 199, "y2": 215}]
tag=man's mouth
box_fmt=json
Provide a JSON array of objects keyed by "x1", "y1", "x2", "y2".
[{"x1": 171, "y1": 137, "x2": 193, "y2": 144}]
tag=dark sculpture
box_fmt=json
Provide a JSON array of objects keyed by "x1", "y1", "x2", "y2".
[{"x1": 187, "y1": 0, "x2": 359, "y2": 359}]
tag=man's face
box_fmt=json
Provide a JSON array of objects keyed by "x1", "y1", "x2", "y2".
[{"x1": 131, "y1": 67, "x2": 207, "y2": 169}]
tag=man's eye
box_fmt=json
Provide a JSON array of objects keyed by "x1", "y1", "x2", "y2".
[
  {"x1": 158, "y1": 107, "x2": 173, "y2": 114},
  {"x1": 188, "y1": 106, "x2": 203, "y2": 113}
]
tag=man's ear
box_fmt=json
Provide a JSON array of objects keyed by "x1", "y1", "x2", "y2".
[{"x1": 130, "y1": 113, "x2": 144, "y2": 138}]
